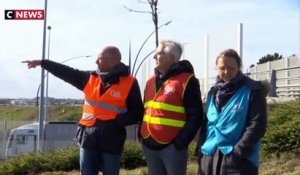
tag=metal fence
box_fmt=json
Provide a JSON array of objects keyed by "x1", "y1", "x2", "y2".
[
  {"x1": 0, "y1": 120, "x2": 139, "y2": 160},
  {"x1": 0, "y1": 120, "x2": 34, "y2": 160}
]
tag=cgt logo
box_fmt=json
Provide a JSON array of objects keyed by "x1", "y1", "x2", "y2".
[{"x1": 5, "y1": 10, "x2": 44, "y2": 20}]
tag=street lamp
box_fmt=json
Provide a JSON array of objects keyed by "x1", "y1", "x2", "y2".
[
  {"x1": 151, "y1": 0, "x2": 159, "y2": 47},
  {"x1": 35, "y1": 55, "x2": 93, "y2": 107},
  {"x1": 134, "y1": 50, "x2": 155, "y2": 77},
  {"x1": 131, "y1": 20, "x2": 172, "y2": 76},
  {"x1": 45, "y1": 26, "x2": 51, "y2": 122},
  {"x1": 38, "y1": 0, "x2": 48, "y2": 153},
  {"x1": 35, "y1": 55, "x2": 92, "y2": 152}
]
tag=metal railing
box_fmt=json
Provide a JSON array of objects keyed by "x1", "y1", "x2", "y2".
[
  {"x1": 0, "y1": 120, "x2": 140, "y2": 160},
  {"x1": 0, "y1": 120, "x2": 34, "y2": 160},
  {"x1": 247, "y1": 66, "x2": 300, "y2": 98}
]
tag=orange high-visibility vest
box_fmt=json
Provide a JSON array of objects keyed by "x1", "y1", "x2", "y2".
[
  {"x1": 140, "y1": 72, "x2": 193, "y2": 144},
  {"x1": 79, "y1": 75, "x2": 135, "y2": 126}
]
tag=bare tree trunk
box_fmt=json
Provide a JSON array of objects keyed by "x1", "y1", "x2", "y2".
[{"x1": 151, "y1": 1, "x2": 159, "y2": 47}]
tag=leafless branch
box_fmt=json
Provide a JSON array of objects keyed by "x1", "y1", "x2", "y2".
[
  {"x1": 123, "y1": 5, "x2": 151, "y2": 14},
  {"x1": 137, "y1": 0, "x2": 148, "y2": 4}
]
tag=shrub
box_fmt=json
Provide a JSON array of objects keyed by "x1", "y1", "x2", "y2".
[
  {"x1": 0, "y1": 141, "x2": 200, "y2": 174},
  {"x1": 0, "y1": 146, "x2": 79, "y2": 175},
  {"x1": 40, "y1": 146, "x2": 79, "y2": 171},
  {"x1": 261, "y1": 100, "x2": 300, "y2": 155},
  {"x1": 0, "y1": 152, "x2": 46, "y2": 175},
  {"x1": 121, "y1": 141, "x2": 146, "y2": 169}
]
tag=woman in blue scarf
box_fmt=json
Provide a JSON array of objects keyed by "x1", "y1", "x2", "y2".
[{"x1": 197, "y1": 49, "x2": 268, "y2": 175}]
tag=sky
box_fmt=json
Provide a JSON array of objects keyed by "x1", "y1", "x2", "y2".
[{"x1": 0, "y1": 0, "x2": 299, "y2": 99}]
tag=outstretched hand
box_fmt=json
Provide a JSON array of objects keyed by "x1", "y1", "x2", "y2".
[{"x1": 22, "y1": 60, "x2": 42, "y2": 69}]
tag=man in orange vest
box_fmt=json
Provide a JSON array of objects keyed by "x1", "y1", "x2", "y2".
[
  {"x1": 139, "y1": 40, "x2": 204, "y2": 175},
  {"x1": 22, "y1": 46, "x2": 144, "y2": 175}
]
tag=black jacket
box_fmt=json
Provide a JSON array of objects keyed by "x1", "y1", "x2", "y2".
[
  {"x1": 142, "y1": 60, "x2": 204, "y2": 150},
  {"x1": 41, "y1": 60, "x2": 144, "y2": 154},
  {"x1": 197, "y1": 75, "x2": 267, "y2": 159}
]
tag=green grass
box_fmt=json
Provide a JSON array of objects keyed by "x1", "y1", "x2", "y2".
[
  {"x1": 260, "y1": 149, "x2": 300, "y2": 175},
  {"x1": 0, "y1": 105, "x2": 81, "y2": 122},
  {"x1": 0, "y1": 106, "x2": 39, "y2": 121},
  {"x1": 39, "y1": 162, "x2": 197, "y2": 175},
  {"x1": 39, "y1": 157, "x2": 300, "y2": 175},
  {"x1": 45, "y1": 105, "x2": 81, "y2": 121}
]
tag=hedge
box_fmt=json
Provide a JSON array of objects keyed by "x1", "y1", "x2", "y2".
[{"x1": 1, "y1": 100, "x2": 300, "y2": 174}]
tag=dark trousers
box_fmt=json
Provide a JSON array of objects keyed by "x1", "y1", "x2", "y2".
[
  {"x1": 79, "y1": 148, "x2": 121, "y2": 175},
  {"x1": 142, "y1": 143, "x2": 188, "y2": 175},
  {"x1": 198, "y1": 150, "x2": 258, "y2": 175}
]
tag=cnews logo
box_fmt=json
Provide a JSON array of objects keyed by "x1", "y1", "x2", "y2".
[{"x1": 4, "y1": 10, "x2": 44, "y2": 20}]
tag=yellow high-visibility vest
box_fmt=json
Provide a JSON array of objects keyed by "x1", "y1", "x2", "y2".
[{"x1": 140, "y1": 72, "x2": 193, "y2": 144}]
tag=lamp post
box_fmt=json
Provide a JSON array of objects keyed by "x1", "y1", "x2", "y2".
[
  {"x1": 37, "y1": 0, "x2": 48, "y2": 153},
  {"x1": 45, "y1": 26, "x2": 51, "y2": 122},
  {"x1": 131, "y1": 20, "x2": 172, "y2": 76},
  {"x1": 134, "y1": 50, "x2": 155, "y2": 77},
  {"x1": 151, "y1": 0, "x2": 159, "y2": 47},
  {"x1": 182, "y1": 43, "x2": 189, "y2": 60},
  {"x1": 35, "y1": 54, "x2": 92, "y2": 152},
  {"x1": 36, "y1": 55, "x2": 92, "y2": 107}
]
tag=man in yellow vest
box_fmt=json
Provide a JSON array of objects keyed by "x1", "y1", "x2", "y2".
[
  {"x1": 139, "y1": 40, "x2": 203, "y2": 175},
  {"x1": 22, "y1": 46, "x2": 144, "y2": 175}
]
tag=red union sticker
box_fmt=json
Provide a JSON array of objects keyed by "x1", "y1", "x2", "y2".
[{"x1": 5, "y1": 10, "x2": 44, "y2": 20}]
